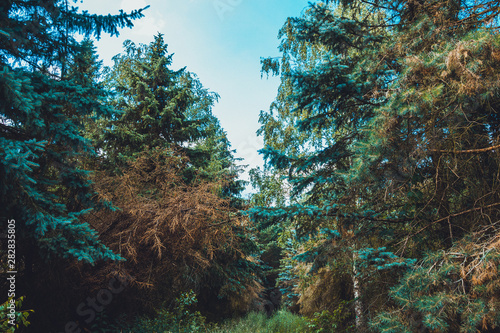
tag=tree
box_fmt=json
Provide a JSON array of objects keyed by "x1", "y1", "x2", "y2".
[
  {"x1": 253, "y1": 0, "x2": 500, "y2": 331},
  {"x1": 254, "y1": 2, "x2": 394, "y2": 329},
  {"x1": 90, "y1": 33, "x2": 247, "y2": 202},
  {"x1": 0, "y1": 1, "x2": 149, "y2": 330},
  {"x1": 83, "y1": 35, "x2": 259, "y2": 320},
  {"x1": 93, "y1": 34, "x2": 211, "y2": 168},
  {"x1": 0, "y1": 0, "x2": 147, "y2": 265},
  {"x1": 89, "y1": 148, "x2": 260, "y2": 318}
]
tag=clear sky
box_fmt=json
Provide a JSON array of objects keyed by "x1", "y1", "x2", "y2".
[{"x1": 78, "y1": 0, "x2": 311, "y2": 194}]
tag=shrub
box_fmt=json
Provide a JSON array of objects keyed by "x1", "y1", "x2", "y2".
[
  {"x1": 0, "y1": 297, "x2": 32, "y2": 333},
  {"x1": 127, "y1": 291, "x2": 207, "y2": 333}
]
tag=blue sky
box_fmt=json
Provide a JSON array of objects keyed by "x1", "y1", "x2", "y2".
[{"x1": 78, "y1": 0, "x2": 311, "y2": 194}]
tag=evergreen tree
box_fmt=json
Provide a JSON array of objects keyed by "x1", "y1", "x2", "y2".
[
  {"x1": 85, "y1": 34, "x2": 259, "y2": 320},
  {"x1": 253, "y1": 0, "x2": 500, "y2": 331},
  {"x1": 0, "y1": 2, "x2": 148, "y2": 330},
  {"x1": 254, "y1": 3, "x2": 394, "y2": 329},
  {"x1": 90, "y1": 33, "x2": 247, "y2": 205},
  {"x1": 94, "y1": 34, "x2": 212, "y2": 168},
  {"x1": 90, "y1": 147, "x2": 260, "y2": 319},
  {"x1": 0, "y1": 0, "x2": 147, "y2": 263}
]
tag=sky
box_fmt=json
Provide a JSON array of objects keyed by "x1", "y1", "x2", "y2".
[{"x1": 78, "y1": 0, "x2": 312, "y2": 195}]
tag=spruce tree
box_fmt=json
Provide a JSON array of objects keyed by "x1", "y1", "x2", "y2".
[
  {"x1": 95, "y1": 35, "x2": 210, "y2": 167},
  {"x1": 254, "y1": 3, "x2": 395, "y2": 329},
  {"x1": 85, "y1": 34, "x2": 259, "y2": 319},
  {"x1": 0, "y1": 0, "x2": 147, "y2": 263}
]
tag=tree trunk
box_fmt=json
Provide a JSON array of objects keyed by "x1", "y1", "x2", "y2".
[{"x1": 352, "y1": 256, "x2": 366, "y2": 331}]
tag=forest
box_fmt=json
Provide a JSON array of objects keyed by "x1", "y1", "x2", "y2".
[{"x1": 2, "y1": 0, "x2": 500, "y2": 332}]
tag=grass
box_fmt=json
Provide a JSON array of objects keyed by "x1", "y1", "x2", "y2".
[{"x1": 210, "y1": 310, "x2": 310, "y2": 333}]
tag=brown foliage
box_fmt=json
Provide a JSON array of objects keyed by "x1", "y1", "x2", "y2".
[
  {"x1": 298, "y1": 267, "x2": 353, "y2": 317},
  {"x1": 85, "y1": 148, "x2": 249, "y2": 299}
]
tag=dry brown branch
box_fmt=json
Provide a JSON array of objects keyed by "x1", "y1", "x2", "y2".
[
  {"x1": 398, "y1": 202, "x2": 500, "y2": 248},
  {"x1": 430, "y1": 144, "x2": 500, "y2": 154},
  {"x1": 86, "y1": 148, "x2": 251, "y2": 295}
]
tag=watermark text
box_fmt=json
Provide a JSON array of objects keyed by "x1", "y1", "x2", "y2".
[{"x1": 6, "y1": 218, "x2": 17, "y2": 326}]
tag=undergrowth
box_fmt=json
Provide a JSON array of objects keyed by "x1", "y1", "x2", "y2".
[
  {"x1": 212, "y1": 310, "x2": 310, "y2": 333},
  {"x1": 125, "y1": 291, "x2": 340, "y2": 333}
]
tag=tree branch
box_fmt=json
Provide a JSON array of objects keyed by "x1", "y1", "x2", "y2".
[
  {"x1": 429, "y1": 144, "x2": 500, "y2": 154},
  {"x1": 399, "y1": 202, "x2": 500, "y2": 248}
]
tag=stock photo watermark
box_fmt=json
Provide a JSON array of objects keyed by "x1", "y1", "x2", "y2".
[
  {"x1": 234, "y1": 133, "x2": 265, "y2": 167},
  {"x1": 5, "y1": 218, "x2": 17, "y2": 327},
  {"x1": 213, "y1": 0, "x2": 244, "y2": 21},
  {"x1": 58, "y1": 272, "x2": 132, "y2": 333}
]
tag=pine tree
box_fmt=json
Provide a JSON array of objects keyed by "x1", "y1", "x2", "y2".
[
  {"x1": 89, "y1": 33, "x2": 248, "y2": 202},
  {"x1": 94, "y1": 34, "x2": 210, "y2": 167},
  {"x1": 253, "y1": 3, "x2": 395, "y2": 329},
  {"x1": 0, "y1": 2, "x2": 149, "y2": 331}
]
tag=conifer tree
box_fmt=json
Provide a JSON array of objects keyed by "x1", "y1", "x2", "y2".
[
  {"x1": 85, "y1": 34, "x2": 259, "y2": 319},
  {"x1": 90, "y1": 33, "x2": 247, "y2": 202},
  {"x1": 95, "y1": 35, "x2": 211, "y2": 167},
  {"x1": 254, "y1": 3, "x2": 394, "y2": 329},
  {"x1": 254, "y1": 0, "x2": 500, "y2": 331},
  {"x1": 0, "y1": 0, "x2": 147, "y2": 263}
]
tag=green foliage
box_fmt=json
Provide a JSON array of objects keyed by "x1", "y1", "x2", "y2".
[
  {"x1": 128, "y1": 291, "x2": 208, "y2": 333},
  {"x1": 249, "y1": 166, "x2": 290, "y2": 208},
  {"x1": 0, "y1": 1, "x2": 148, "y2": 69},
  {"x1": 355, "y1": 248, "x2": 416, "y2": 278},
  {"x1": 307, "y1": 302, "x2": 354, "y2": 333},
  {"x1": 253, "y1": 0, "x2": 500, "y2": 331},
  {"x1": 212, "y1": 309, "x2": 310, "y2": 333},
  {"x1": 98, "y1": 34, "x2": 217, "y2": 168},
  {"x1": 372, "y1": 230, "x2": 500, "y2": 332},
  {"x1": 0, "y1": 1, "x2": 148, "y2": 331},
  {"x1": 87, "y1": 311, "x2": 126, "y2": 333},
  {"x1": 0, "y1": 0, "x2": 146, "y2": 264},
  {"x1": 84, "y1": 33, "x2": 258, "y2": 322},
  {"x1": 6, "y1": 0, "x2": 500, "y2": 332},
  {"x1": 92, "y1": 33, "x2": 246, "y2": 203},
  {"x1": 0, "y1": 297, "x2": 32, "y2": 333}
]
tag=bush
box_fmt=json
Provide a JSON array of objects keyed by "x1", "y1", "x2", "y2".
[
  {"x1": 0, "y1": 297, "x2": 32, "y2": 333},
  {"x1": 127, "y1": 291, "x2": 207, "y2": 333},
  {"x1": 307, "y1": 304, "x2": 354, "y2": 333}
]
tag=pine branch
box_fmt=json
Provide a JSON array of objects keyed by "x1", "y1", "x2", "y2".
[
  {"x1": 429, "y1": 144, "x2": 500, "y2": 154},
  {"x1": 399, "y1": 202, "x2": 500, "y2": 248}
]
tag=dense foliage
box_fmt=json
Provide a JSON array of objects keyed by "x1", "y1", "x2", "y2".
[
  {"x1": 0, "y1": 0, "x2": 147, "y2": 264},
  {"x1": 3, "y1": 0, "x2": 500, "y2": 332},
  {"x1": 252, "y1": 0, "x2": 500, "y2": 332},
  {"x1": 82, "y1": 34, "x2": 258, "y2": 320},
  {"x1": 0, "y1": 1, "x2": 254, "y2": 331}
]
